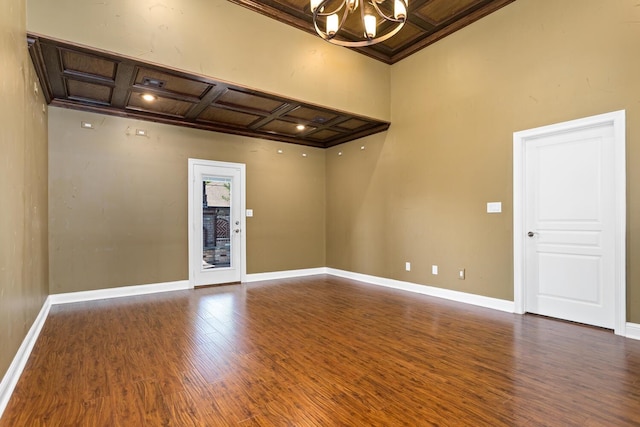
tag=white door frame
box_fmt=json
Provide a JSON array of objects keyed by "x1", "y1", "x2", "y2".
[
  {"x1": 188, "y1": 158, "x2": 247, "y2": 287},
  {"x1": 513, "y1": 110, "x2": 626, "y2": 335}
]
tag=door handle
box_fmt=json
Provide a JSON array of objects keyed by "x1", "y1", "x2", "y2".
[
  {"x1": 234, "y1": 229, "x2": 241, "y2": 234},
  {"x1": 527, "y1": 231, "x2": 536, "y2": 237}
]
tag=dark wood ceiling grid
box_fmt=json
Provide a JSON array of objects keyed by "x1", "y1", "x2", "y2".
[
  {"x1": 27, "y1": 34, "x2": 390, "y2": 148},
  {"x1": 227, "y1": 0, "x2": 516, "y2": 64}
]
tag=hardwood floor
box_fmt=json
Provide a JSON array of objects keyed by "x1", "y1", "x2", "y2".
[{"x1": 2, "y1": 275, "x2": 640, "y2": 426}]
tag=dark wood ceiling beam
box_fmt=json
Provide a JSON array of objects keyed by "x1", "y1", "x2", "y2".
[
  {"x1": 111, "y1": 63, "x2": 136, "y2": 108},
  {"x1": 68, "y1": 95, "x2": 111, "y2": 107},
  {"x1": 62, "y1": 70, "x2": 115, "y2": 86},
  {"x1": 300, "y1": 116, "x2": 350, "y2": 138},
  {"x1": 184, "y1": 85, "x2": 228, "y2": 120},
  {"x1": 27, "y1": 37, "x2": 53, "y2": 103},
  {"x1": 248, "y1": 103, "x2": 299, "y2": 130},
  {"x1": 40, "y1": 43, "x2": 66, "y2": 97}
]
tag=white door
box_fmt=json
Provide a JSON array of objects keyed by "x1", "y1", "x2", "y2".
[
  {"x1": 188, "y1": 159, "x2": 246, "y2": 286},
  {"x1": 513, "y1": 111, "x2": 626, "y2": 334}
]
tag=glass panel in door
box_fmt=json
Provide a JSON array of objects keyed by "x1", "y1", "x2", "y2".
[{"x1": 202, "y1": 177, "x2": 232, "y2": 270}]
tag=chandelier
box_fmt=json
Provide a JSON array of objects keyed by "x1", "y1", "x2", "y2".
[{"x1": 310, "y1": 0, "x2": 408, "y2": 47}]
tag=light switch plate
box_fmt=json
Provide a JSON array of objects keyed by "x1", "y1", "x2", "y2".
[
  {"x1": 246, "y1": 209, "x2": 253, "y2": 217},
  {"x1": 432, "y1": 265, "x2": 438, "y2": 275},
  {"x1": 487, "y1": 202, "x2": 502, "y2": 213}
]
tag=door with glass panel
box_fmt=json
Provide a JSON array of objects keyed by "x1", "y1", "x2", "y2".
[{"x1": 189, "y1": 159, "x2": 245, "y2": 286}]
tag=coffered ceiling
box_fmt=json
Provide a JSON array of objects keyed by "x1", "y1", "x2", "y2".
[
  {"x1": 27, "y1": 34, "x2": 389, "y2": 148},
  {"x1": 229, "y1": 0, "x2": 515, "y2": 64}
]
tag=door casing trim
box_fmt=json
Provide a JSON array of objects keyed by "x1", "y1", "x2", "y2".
[
  {"x1": 513, "y1": 110, "x2": 626, "y2": 335},
  {"x1": 188, "y1": 158, "x2": 247, "y2": 288}
]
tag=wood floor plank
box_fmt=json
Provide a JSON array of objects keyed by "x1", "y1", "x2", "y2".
[
  {"x1": 82, "y1": 396, "x2": 117, "y2": 427},
  {"x1": 2, "y1": 275, "x2": 640, "y2": 426},
  {"x1": 109, "y1": 382, "x2": 146, "y2": 426},
  {"x1": 135, "y1": 379, "x2": 171, "y2": 426},
  {"x1": 162, "y1": 390, "x2": 206, "y2": 427}
]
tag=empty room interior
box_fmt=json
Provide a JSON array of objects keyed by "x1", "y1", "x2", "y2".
[{"x1": 2, "y1": 0, "x2": 640, "y2": 425}]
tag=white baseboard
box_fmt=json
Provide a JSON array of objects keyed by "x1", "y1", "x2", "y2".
[
  {"x1": 49, "y1": 280, "x2": 191, "y2": 305},
  {"x1": 244, "y1": 267, "x2": 327, "y2": 283},
  {"x1": 326, "y1": 268, "x2": 515, "y2": 313},
  {"x1": 626, "y1": 323, "x2": 640, "y2": 341},
  {"x1": 0, "y1": 296, "x2": 52, "y2": 419}
]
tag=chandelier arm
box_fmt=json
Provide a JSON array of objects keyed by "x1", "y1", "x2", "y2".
[
  {"x1": 369, "y1": 0, "x2": 407, "y2": 23},
  {"x1": 322, "y1": 20, "x2": 405, "y2": 47},
  {"x1": 313, "y1": 0, "x2": 345, "y2": 17},
  {"x1": 337, "y1": 2, "x2": 351, "y2": 37}
]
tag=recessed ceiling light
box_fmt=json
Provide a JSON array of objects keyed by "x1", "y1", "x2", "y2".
[
  {"x1": 360, "y1": 145, "x2": 365, "y2": 150},
  {"x1": 302, "y1": 153, "x2": 308, "y2": 157},
  {"x1": 141, "y1": 93, "x2": 157, "y2": 102},
  {"x1": 296, "y1": 124, "x2": 305, "y2": 131},
  {"x1": 81, "y1": 121, "x2": 93, "y2": 129},
  {"x1": 338, "y1": 152, "x2": 343, "y2": 156},
  {"x1": 277, "y1": 149, "x2": 283, "y2": 154}
]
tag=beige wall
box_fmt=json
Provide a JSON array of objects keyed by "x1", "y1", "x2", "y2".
[
  {"x1": 24, "y1": 0, "x2": 640, "y2": 324},
  {"x1": 48, "y1": 108, "x2": 325, "y2": 294},
  {"x1": 327, "y1": 0, "x2": 640, "y2": 322},
  {"x1": 26, "y1": 0, "x2": 390, "y2": 122},
  {"x1": 0, "y1": 0, "x2": 49, "y2": 379}
]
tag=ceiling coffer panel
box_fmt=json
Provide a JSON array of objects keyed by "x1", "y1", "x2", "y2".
[
  {"x1": 61, "y1": 49, "x2": 117, "y2": 79},
  {"x1": 27, "y1": 34, "x2": 389, "y2": 148},
  {"x1": 226, "y1": 0, "x2": 515, "y2": 64}
]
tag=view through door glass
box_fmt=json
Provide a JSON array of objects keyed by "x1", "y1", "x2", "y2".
[{"x1": 202, "y1": 176, "x2": 232, "y2": 270}]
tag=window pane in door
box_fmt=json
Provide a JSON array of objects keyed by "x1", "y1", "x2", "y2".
[{"x1": 202, "y1": 177, "x2": 231, "y2": 269}]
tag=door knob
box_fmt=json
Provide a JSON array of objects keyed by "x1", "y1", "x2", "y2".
[
  {"x1": 234, "y1": 229, "x2": 241, "y2": 234},
  {"x1": 527, "y1": 231, "x2": 535, "y2": 237}
]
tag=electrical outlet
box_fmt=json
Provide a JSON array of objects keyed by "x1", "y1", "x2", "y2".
[
  {"x1": 432, "y1": 265, "x2": 438, "y2": 275},
  {"x1": 405, "y1": 262, "x2": 411, "y2": 271},
  {"x1": 458, "y1": 269, "x2": 465, "y2": 280}
]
